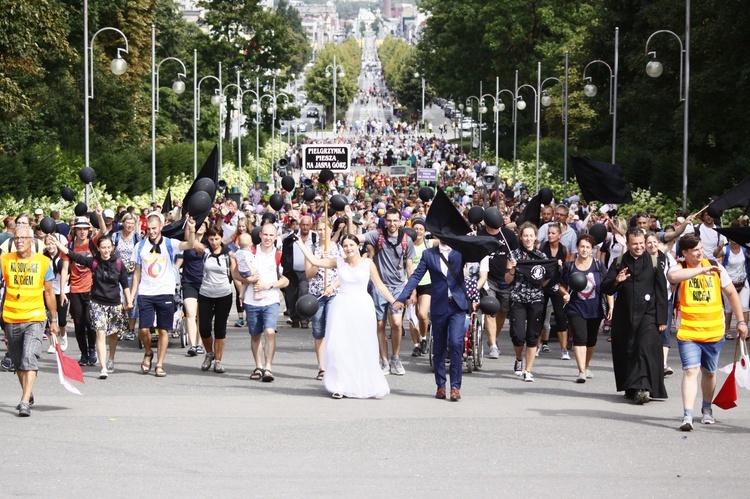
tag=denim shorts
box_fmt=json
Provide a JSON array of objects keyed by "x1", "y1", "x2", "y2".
[
  {"x1": 371, "y1": 284, "x2": 404, "y2": 321},
  {"x1": 245, "y1": 302, "x2": 280, "y2": 336},
  {"x1": 677, "y1": 336, "x2": 726, "y2": 373},
  {"x1": 311, "y1": 295, "x2": 334, "y2": 340}
]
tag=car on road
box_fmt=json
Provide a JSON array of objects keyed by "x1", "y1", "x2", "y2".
[
  {"x1": 306, "y1": 107, "x2": 320, "y2": 118},
  {"x1": 295, "y1": 121, "x2": 308, "y2": 133}
]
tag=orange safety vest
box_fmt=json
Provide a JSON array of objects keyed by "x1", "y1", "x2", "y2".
[
  {"x1": 676, "y1": 259, "x2": 724, "y2": 343},
  {"x1": 1, "y1": 252, "x2": 51, "y2": 324}
]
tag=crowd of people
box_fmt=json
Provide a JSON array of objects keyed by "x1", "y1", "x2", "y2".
[{"x1": 1, "y1": 171, "x2": 748, "y2": 430}]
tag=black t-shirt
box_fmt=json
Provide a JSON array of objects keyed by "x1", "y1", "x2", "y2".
[{"x1": 478, "y1": 227, "x2": 519, "y2": 285}]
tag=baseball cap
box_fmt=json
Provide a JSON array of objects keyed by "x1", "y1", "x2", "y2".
[
  {"x1": 72, "y1": 216, "x2": 91, "y2": 228},
  {"x1": 103, "y1": 209, "x2": 115, "y2": 218},
  {"x1": 34, "y1": 209, "x2": 43, "y2": 216}
]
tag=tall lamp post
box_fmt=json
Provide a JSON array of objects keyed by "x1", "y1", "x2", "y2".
[
  {"x1": 151, "y1": 25, "x2": 187, "y2": 203},
  {"x1": 516, "y1": 73, "x2": 540, "y2": 193},
  {"x1": 259, "y1": 77, "x2": 290, "y2": 171},
  {"x1": 538, "y1": 56, "x2": 569, "y2": 198},
  {"x1": 464, "y1": 93, "x2": 482, "y2": 158},
  {"x1": 193, "y1": 50, "x2": 221, "y2": 179},
  {"x1": 224, "y1": 70, "x2": 247, "y2": 195},
  {"x1": 84, "y1": 0, "x2": 129, "y2": 204},
  {"x1": 325, "y1": 55, "x2": 345, "y2": 134},
  {"x1": 583, "y1": 27, "x2": 619, "y2": 165},
  {"x1": 414, "y1": 72, "x2": 425, "y2": 134},
  {"x1": 480, "y1": 77, "x2": 516, "y2": 170},
  {"x1": 644, "y1": 3, "x2": 690, "y2": 212}
]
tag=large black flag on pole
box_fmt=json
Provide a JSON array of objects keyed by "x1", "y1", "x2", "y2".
[
  {"x1": 705, "y1": 176, "x2": 750, "y2": 218},
  {"x1": 424, "y1": 188, "x2": 501, "y2": 262},
  {"x1": 570, "y1": 156, "x2": 632, "y2": 204}
]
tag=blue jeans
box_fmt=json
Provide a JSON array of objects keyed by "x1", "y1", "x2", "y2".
[
  {"x1": 311, "y1": 295, "x2": 335, "y2": 340},
  {"x1": 678, "y1": 337, "x2": 725, "y2": 373},
  {"x1": 245, "y1": 303, "x2": 280, "y2": 336}
]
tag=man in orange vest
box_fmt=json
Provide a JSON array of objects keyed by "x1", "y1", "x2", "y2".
[
  {"x1": 668, "y1": 234, "x2": 748, "y2": 431},
  {"x1": 1, "y1": 226, "x2": 58, "y2": 417}
]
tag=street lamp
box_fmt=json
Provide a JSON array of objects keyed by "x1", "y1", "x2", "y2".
[
  {"x1": 644, "y1": 2, "x2": 690, "y2": 212},
  {"x1": 325, "y1": 55, "x2": 345, "y2": 134},
  {"x1": 193, "y1": 50, "x2": 221, "y2": 179},
  {"x1": 583, "y1": 27, "x2": 619, "y2": 164},
  {"x1": 83, "y1": 0, "x2": 129, "y2": 204},
  {"x1": 538, "y1": 54, "x2": 570, "y2": 198},
  {"x1": 414, "y1": 71, "x2": 425, "y2": 134},
  {"x1": 465, "y1": 93, "x2": 481, "y2": 158},
  {"x1": 259, "y1": 77, "x2": 291, "y2": 171},
  {"x1": 151, "y1": 25, "x2": 187, "y2": 202},
  {"x1": 516, "y1": 69, "x2": 541, "y2": 193},
  {"x1": 480, "y1": 77, "x2": 516, "y2": 173}
]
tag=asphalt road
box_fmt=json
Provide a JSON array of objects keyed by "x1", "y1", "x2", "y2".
[{"x1": 2, "y1": 313, "x2": 749, "y2": 497}]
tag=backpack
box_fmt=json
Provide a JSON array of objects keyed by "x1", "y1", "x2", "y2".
[
  {"x1": 112, "y1": 230, "x2": 141, "y2": 249},
  {"x1": 722, "y1": 245, "x2": 749, "y2": 280},
  {"x1": 203, "y1": 248, "x2": 232, "y2": 283},
  {"x1": 251, "y1": 245, "x2": 282, "y2": 280},
  {"x1": 136, "y1": 237, "x2": 176, "y2": 266},
  {"x1": 68, "y1": 239, "x2": 98, "y2": 258},
  {"x1": 375, "y1": 229, "x2": 410, "y2": 265},
  {"x1": 91, "y1": 257, "x2": 123, "y2": 274}
]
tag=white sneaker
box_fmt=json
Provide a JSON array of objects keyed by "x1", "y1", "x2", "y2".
[
  {"x1": 701, "y1": 408, "x2": 716, "y2": 425},
  {"x1": 585, "y1": 369, "x2": 593, "y2": 379},
  {"x1": 561, "y1": 349, "x2": 571, "y2": 360},
  {"x1": 576, "y1": 372, "x2": 587, "y2": 383},
  {"x1": 522, "y1": 371, "x2": 534, "y2": 382},
  {"x1": 60, "y1": 333, "x2": 68, "y2": 352},
  {"x1": 535, "y1": 347, "x2": 540, "y2": 357},
  {"x1": 99, "y1": 369, "x2": 108, "y2": 380},
  {"x1": 380, "y1": 358, "x2": 390, "y2": 376},
  {"x1": 487, "y1": 345, "x2": 500, "y2": 359},
  {"x1": 47, "y1": 345, "x2": 55, "y2": 354}
]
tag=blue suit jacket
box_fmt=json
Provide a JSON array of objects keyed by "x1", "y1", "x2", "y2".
[{"x1": 396, "y1": 247, "x2": 468, "y2": 317}]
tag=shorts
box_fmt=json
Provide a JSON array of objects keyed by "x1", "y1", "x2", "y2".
[
  {"x1": 138, "y1": 294, "x2": 175, "y2": 330},
  {"x1": 89, "y1": 301, "x2": 127, "y2": 336},
  {"x1": 371, "y1": 284, "x2": 404, "y2": 321},
  {"x1": 416, "y1": 284, "x2": 432, "y2": 297},
  {"x1": 677, "y1": 337, "x2": 725, "y2": 373},
  {"x1": 239, "y1": 270, "x2": 252, "y2": 278},
  {"x1": 724, "y1": 285, "x2": 750, "y2": 313},
  {"x1": 56, "y1": 294, "x2": 69, "y2": 327},
  {"x1": 182, "y1": 282, "x2": 201, "y2": 301},
  {"x1": 485, "y1": 285, "x2": 511, "y2": 315},
  {"x1": 311, "y1": 295, "x2": 334, "y2": 340},
  {"x1": 245, "y1": 302, "x2": 280, "y2": 336},
  {"x1": 6, "y1": 322, "x2": 44, "y2": 371}
]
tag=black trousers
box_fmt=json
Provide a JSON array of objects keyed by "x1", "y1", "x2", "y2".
[
  {"x1": 284, "y1": 270, "x2": 309, "y2": 323},
  {"x1": 69, "y1": 291, "x2": 94, "y2": 354},
  {"x1": 198, "y1": 294, "x2": 233, "y2": 340}
]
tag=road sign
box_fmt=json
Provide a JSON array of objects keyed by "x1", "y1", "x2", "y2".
[
  {"x1": 390, "y1": 166, "x2": 408, "y2": 176},
  {"x1": 302, "y1": 144, "x2": 351, "y2": 173},
  {"x1": 417, "y1": 168, "x2": 438, "y2": 181}
]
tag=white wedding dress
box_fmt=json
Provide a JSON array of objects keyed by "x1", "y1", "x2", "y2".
[{"x1": 323, "y1": 257, "x2": 390, "y2": 399}]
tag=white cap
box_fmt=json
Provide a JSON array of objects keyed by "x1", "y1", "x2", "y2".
[
  {"x1": 34, "y1": 209, "x2": 43, "y2": 215},
  {"x1": 103, "y1": 209, "x2": 115, "y2": 219}
]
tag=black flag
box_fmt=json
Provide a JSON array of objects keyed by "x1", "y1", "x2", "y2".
[
  {"x1": 514, "y1": 258, "x2": 560, "y2": 286},
  {"x1": 516, "y1": 194, "x2": 542, "y2": 228},
  {"x1": 707, "y1": 176, "x2": 750, "y2": 214},
  {"x1": 570, "y1": 156, "x2": 632, "y2": 204},
  {"x1": 425, "y1": 188, "x2": 501, "y2": 262},
  {"x1": 161, "y1": 189, "x2": 172, "y2": 215}
]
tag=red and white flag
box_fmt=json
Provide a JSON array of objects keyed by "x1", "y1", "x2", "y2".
[{"x1": 55, "y1": 344, "x2": 84, "y2": 395}]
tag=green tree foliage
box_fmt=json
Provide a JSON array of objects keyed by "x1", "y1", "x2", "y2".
[
  {"x1": 303, "y1": 40, "x2": 361, "y2": 125},
  {"x1": 379, "y1": 36, "x2": 435, "y2": 117}
]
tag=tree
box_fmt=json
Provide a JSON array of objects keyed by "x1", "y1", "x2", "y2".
[{"x1": 303, "y1": 40, "x2": 361, "y2": 126}]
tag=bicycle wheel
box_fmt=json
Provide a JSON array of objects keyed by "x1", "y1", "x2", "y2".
[{"x1": 474, "y1": 313, "x2": 484, "y2": 370}]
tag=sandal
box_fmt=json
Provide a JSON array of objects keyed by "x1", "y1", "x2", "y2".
[
  {"x1": 316, "y1": 369, "x2": 325, "y2": 381},
  {"x1": 332, "y1": 392, "x2": 343, "y2": 399},
  {"x1": 250, "y1": 367, "x2": 263, "y2": 380},
  {"x1": 140, "y1": 352, "x2": 154, "y2": 374},
  {"x1": 170, "y1": 331, "x2": 180, "y2": 338},
  {"x1": 261, "y1": 369, "x2": 275, "y2": 382},
  {"x1": 154, "y1": 365, "x2": 167, "y2": 377},
  {"x1": 726, "y1": 332, "x2": 735, "y2": 340}
]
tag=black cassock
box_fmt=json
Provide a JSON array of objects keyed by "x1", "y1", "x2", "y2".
[{"x1": 601, "y1": 252, "x2": 668, "y2": 398}]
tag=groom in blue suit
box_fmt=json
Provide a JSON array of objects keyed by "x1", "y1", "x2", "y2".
[{"x1": 394, "y1": 241, "x2": 468, "y2": 401}]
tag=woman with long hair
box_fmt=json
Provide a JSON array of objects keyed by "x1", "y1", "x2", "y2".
[
  {"x1": 175, "y1": 221, "x2": 207, "y2": 357},
  {"x1": 43, "y1": 237, "x2": 69, "y2": 353},
  {"x1": 538, "y1": 222, "x2": 569, "y2": 360},
  {"x1": 197, "y1": 226, "x2": 237, "y2": 374},
  {"x1": 111, "y1": 212, "x2": 140, "y2": 341},
  {"x1": 295, "y1": 234, "x2": 394, "y2": 399},
  {"x1": 506, "y1": 222, "x2": 549, "y2": 382},
  {"x1": 226, "y1": 216, "x2": 250, "y2": 327},
  {"x1": 408, "y1": 219, "x2": 434, "y2": 357}
]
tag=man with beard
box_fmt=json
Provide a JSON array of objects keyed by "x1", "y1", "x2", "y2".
[{"x1": 601, "y1": 228, "x2": 668, "y2": 404}]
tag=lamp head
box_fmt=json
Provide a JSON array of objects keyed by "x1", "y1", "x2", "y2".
[
  {"x1": 210, "y1": 93, "x2": 222, "y2": 106},
  {"x1": 583, "y1": 83, "x2": 597, "y2": 98},
  {"x1": 110, "y1": 56, "x2": 127, "y2": 76},
  {"x1": 172, "y1": 79, "x2": 186, "y2": 95},
  {"x1": 541, "y1": 93, "x2": 552, "y2": 107},
  {"x1": 497, "y1": 101, "x2": 506, "y2": 112},
  {"x1": 465, "y1": 106, "x2": 473, "y2": 114},
  {"x1": 646, "y1": 59, "x2": 663, "y2": 78},
  {"x1": 516, "y1": 97, "x2": 526, "y2": 111}
]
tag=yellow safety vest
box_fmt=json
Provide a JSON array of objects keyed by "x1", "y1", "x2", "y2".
[
  {"x1": 1, "y1": 252, "x2": 50, "y2": 324},
  {"x1": 676, "y1": 259, "x2": 724, "y2": 343}
]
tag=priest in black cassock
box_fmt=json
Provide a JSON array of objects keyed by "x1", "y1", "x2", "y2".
[{"x1": 601, "y1": 228, "x2": 668, "y2": 404}]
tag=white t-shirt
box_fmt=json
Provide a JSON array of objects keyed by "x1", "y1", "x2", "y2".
[
  {"x1": 135, "y1": 237, "x2": 181, "y2": 296},
  {"x1": 243, "y1": 247, "x2": 284, "y2": 307},
  {"x1": 698, "y1": 224, "x2": 726, "y2": 260}
]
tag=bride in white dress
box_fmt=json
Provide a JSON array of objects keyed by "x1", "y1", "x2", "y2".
[{"x1": 296, "y1": 234, "x2": 395, "y2": 399}]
